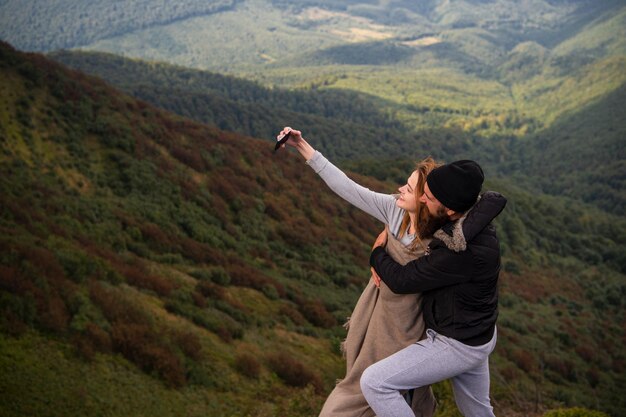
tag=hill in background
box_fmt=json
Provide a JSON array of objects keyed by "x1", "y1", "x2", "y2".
[
  {"x1": 1, "y1": 41, "x2": 625, "y2": 416},
  {"x1": 50, "y1": 43, "x2": 626, "y2": 216},
  {"x1": 1, "y1": 0, "x2": 625, "y2": 415},
  {"x1": 4, "y1": 0, "x2": 626, "y2": 214}
]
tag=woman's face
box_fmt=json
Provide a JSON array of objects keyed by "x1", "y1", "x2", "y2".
[{"x1": 396, "y1": 171, "x2": 420, "y2": 213}]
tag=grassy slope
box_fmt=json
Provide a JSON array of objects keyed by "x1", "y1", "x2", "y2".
[
  {"x1": 0, "y1": 41, "x2": 363, "y2": 416},
  {"x1": 57, "y1": 0, "x2": 625, "y2": 220},
  {"x1": 66, "y1": 0, "x2": 626, "y2": 140},
  {"x1": 0, "y1": 329, "x2": 334, "y2": 417},
  {"x1": 50, "y1": 45, "x2": 626, "y2": 218},
  {"x1": 2, "y1": 14, "x2": 626, "y2": 417},
  {"x1": 0, "y1": 0, "x2": 239, "y2": 52}
]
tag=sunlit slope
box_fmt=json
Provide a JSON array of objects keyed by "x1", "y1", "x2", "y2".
[
  {"x1": 1, "y1": 40, "x2": 625, "y2": 416},
  {"x1": 50, "y1": 47, "x2": 626, "y2": 218},
  {"x1": 70, "y1": 0, "x2": 626, "y2": 137},
  {"x1": 5, "y1": 0, "x2": 624, "y2": 140},
  {"x1": 0, "y1": 40, "x2": 377, "y2": 416},
  {"x1": 0, "y1": 0, "x2": 238, "y2": 51}
]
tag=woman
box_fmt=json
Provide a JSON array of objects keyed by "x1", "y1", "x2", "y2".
[{"x1": 276, "y1": 127, "x2": 439, "y2": 417}]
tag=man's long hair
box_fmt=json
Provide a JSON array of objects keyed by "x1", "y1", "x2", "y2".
[{"x1": 398, "y1": 157, "x2": 442, "y2": 252}]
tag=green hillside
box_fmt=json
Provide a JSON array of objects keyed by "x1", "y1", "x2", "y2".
[
  {"x1": 50, "y1": 47, "x2": 626, "y2": 217},
  {"x1": 6, "y1": 0, "x2": 626, "y2": 142},
  {"x1": 1, "y1": 41, "x2": 625, "y2": 416},
  {"x1": 0, "y1": 0, "x2": 239, "y2": 51},
  {"x1": 0, "y1": 40, "x2": 374, "y2": 416},
  {"x1": 504, "y1": 83, "x2": 626, "y2": 215},
  {"x1": 48, "y1": 49, "x2": 500, "y2": 163},
  {"x1": 2, "y1": 1, "x2": 626, "y2": 415}
]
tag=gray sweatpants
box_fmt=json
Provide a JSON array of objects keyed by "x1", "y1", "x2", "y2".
[{"x1": 360, "y1": 328, "x2": 497, "y2": 417}]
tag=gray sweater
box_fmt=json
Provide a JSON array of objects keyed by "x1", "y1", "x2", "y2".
[{"x1": 306, "y1": 151, "x2": 415, "y2": 246}]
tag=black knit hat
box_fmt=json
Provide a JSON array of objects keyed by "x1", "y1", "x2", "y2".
[{"x1": 426, "y1": 160, "x2": 484, "y2": 212}]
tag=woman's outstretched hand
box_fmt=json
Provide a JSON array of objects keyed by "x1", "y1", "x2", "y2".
[
  {"x1": 276, "y1": 127, "x2": 315, "y2": 160},
  {"x1": 276, "y1": 127, "x2": 302, "y2": 148}
]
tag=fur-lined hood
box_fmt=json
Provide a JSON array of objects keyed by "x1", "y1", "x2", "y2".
[{"x1": 433, "y1": 191, "x2": 507, "y2": 252}]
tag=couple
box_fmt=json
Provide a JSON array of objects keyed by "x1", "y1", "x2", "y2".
[{"x1": 276, "y1": 127, "x2": 506, "y2": 417}]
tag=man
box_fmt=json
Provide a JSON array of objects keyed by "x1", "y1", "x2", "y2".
[{"x1": 361, "y1": 160, "x2": 507, "y2": 417}]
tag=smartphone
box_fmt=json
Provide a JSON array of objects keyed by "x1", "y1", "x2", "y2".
[{"x1": 274, "y1": 130, "x2": 291, "y2": 152}]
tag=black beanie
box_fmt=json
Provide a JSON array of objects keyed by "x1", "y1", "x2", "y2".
[{"x1": 426, "y1": 160, "x2": 484, "y2": 212}]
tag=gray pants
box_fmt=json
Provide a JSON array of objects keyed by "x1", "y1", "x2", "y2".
[{"x1": 360, "y1": 328, "x2": 497, "y2": 417}]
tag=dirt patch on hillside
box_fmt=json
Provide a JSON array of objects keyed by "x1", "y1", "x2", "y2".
[{"x1": 401, "y1": 36, "x2": 441, "y2": 47}]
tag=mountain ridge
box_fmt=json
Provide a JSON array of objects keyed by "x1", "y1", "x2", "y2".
[
  {"x1": 1, "y1": 40, "x2": 625, "y2": 416},
  {"x1": 50, "y1": 47, "x2": 626, "y2": 216}
]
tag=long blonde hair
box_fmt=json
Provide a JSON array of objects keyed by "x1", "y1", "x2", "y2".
[{"x1": 397, "y1": 157, "x2": 441, "y2": 252}]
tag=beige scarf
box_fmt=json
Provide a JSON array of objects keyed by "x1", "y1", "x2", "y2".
[{"x1": 319, "y1": 229, "x2": 436, "y2": 417}]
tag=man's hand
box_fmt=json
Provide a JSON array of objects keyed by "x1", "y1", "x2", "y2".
[
  {"x1": 370, "y1": 227, "x2": 387, "y2": 287},
  {"x1": 371, "y1": 267, "x2": 381, "y2": 288}
]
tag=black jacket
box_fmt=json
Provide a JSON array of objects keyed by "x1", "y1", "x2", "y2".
[{"x1": 370, "y1": 191, "x2": 507, "y2": 346}]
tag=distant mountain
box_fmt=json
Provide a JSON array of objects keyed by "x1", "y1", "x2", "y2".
[
  {"x1": 0, "y1": 0, "x2": 240, "y2": 51},
  {"x1": 48, "y1": 48, "x2": 499, "y2": 163},
  {"x1": 50, "y1": 46, "x2": 626, "y2": 216},
  {"x1": 4, "y1": 0, "x2": 625, "y2": 139},
  {"x1": 1, "y1": 41, "x2": 625, "y2": 416},
  {"x1": 2, "y1": 1, "x2": 620, "y2": 59},
  {"x1": 505, "y1": 83, "x2": 626, "y2": 215}
]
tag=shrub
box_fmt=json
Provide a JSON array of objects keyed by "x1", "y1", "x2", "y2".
[
  {"x1": 88, "y1": 281, "x2": 150, "y2": 325},
  {"x1": 0, "y1": 290, "x2": 36, "y2": 335},
  {"x1": 208, "y1": 267, "x2": 231, "y2": 286},
  {"x1": 575, "y1": 345, "x2": 596, "y2": 362},
  {"x1": 85, "y1": 322, "x2": 112, "y2": 352},
  {"x1": 264, "y1": 200, "x2": 284, "y2": 221},
  {"x1": 498, "y1": 365, "x2": 519, "y2": 380},
  {"x1": 227, "y1": 264, "x2": 285, "y2": 298},
  {"x1": 165, "y1": 300, "x2": 243, "y2": 343},
  {"x1": 299, "y1": 299, "x2": 337, "y2": 328},
  {"x1": 174, "y1": 330, "x2": 202, "y2": 361},
  {"x1": 191, "y1": 291, "x2": 207, "y2": 308},
  {"x1": 111, "y1": 322, "x2": 185, "y2": 388},
  {"x1": 266, "y1": 352, "x2": 323, "y2": 394},
  {"x1": 55, "y1": 248, "x2": 98, "y2": 283},
  {"x1": 22, "y1": 245, "x2": 67, "y2": 282},
  {"x1": 0, "y1": 304, "x2": 29, "y2": 336},
  {"x1": 170, "y1": 145, "x2": 205, "y2": 172},
  {"x1": 261, "y1": 284, "x2": 279, "y2": 300},
  {"x1": 215, "y1": 326, "x2": 235, "y2": 343},
  {"x1": 585, "y1": 368, "x2": 600, "y2": 388},
  {"x1": 189, "y1": 269, "x2": 211, "y2": 281},
  {"x1": 196, "y1": 280, "x2": 227, "y2": 300},
  {"x1": 542, "y1": 407, "x2": 610, "y2": 417},
  {"x1": 38, "y1": 292, "x2": 71, "y2": 333},
  {"x1": 510, "y1": 348, "x2": 536, "y2": 373},
  {"x1": 278, "y1": 304, "x2": 307, "y2": 326},
  {"x1": 234, "y1": 352, "x2": 261, "y2": 379},
  {"x1": 73, "y1": 322, "x2": 112, "y2": 360},
  {"x1": 544, "y1": 355, "x2": 577, "y2": 382},
  {"x1": 190, "y1": 267, "x2": 232, "y2": 285},
  {"x1": 117, "y1": 261, "x2": 176, "y2": 296}
]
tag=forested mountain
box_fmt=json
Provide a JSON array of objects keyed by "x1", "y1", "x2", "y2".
[
  {"x1": 49, "y1": 49, "x2": 497, "y2": 163},
  {"x1": 0, "y1": 0, "x2": 240, "y2": 52},
  {"x1": 1, "y1": 41, "x2": 625, "y2": 416},
  {"x1": 1, "y1": 0, "x2": 625, "y2": 415},
  {"x1": 50, "y1": 46, "x2": 626, "y2": 216},
  {"x1": 0, "y1": 40, "x2": 379, "y2": 416},
  {"x1": 504, "y1": 84, "x2": 626, "y2": 215}
]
